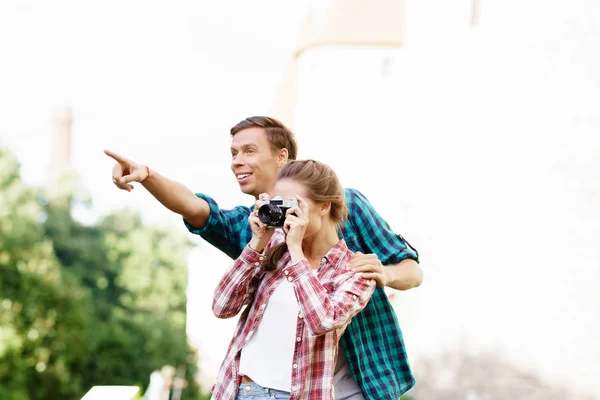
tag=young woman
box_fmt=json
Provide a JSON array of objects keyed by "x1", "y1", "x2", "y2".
[{"x1": 211, "y1": 160, "x2": 376, "y2": 400}]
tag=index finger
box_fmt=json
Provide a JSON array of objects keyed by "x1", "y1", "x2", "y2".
[
  {"x1": 104, "y1": 149, "x2": 128, "y2": 164},
  {"x1": 258, "y1": 193, "x2": 271, "y2": 201},
  {"x1": 295, "y1": 195, "x2": 309, "y2": 215},
  {"x1": 255, "y1": 193, "x2": 270, "y2": 209},
  {"x1": 352, "y1": 252, "x2": 376, "y2": 260},
  {"x1": 348, "y1": 252, "x2": 375, "y2": 266},
  {"x1": 285, "y1": 203, "x2": 306, "y2": 221}
]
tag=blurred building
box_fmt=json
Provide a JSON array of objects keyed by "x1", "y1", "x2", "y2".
[
  {"x1": 187, "y1": 1, "x2": 600, "y2": 399},
  {"x1": 275, "y1": 1, "x2": 600, "y2": 399},
  {"x1": 48, "y1": 107, "x2": 74, "y2": 207}
]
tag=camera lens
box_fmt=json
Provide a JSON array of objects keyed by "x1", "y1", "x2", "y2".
[{"x1": 258, "y1": 204, "x2": 284, "y2": 226}]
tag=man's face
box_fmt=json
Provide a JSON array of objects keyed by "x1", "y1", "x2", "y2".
[{"x1": 231, "y1": 127, "x2": 282, "y2": 198}]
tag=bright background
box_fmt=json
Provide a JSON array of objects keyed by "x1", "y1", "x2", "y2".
[{"x1": 2, "y1": 0, "x2": 599, "y2": 398}]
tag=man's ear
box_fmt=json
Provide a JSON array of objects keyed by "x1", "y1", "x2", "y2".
[
  {"x1": 276, "y1": 148, "x2": 289, "y2": 167},
  {"x1": 320, "y1": 202, "x2": 331, "y2": 216}
]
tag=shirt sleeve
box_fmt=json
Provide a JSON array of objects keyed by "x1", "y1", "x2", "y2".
[
  {"x1": 212, "y1": 245, "x2": 267, "y2": 319},
  {"x1": 182, "y1": 193, "x2": 251, "y2": 260},
  {"x1": 345, "y1": 188, "x2": 419, "y2": 265},
  {"x1": 283, "y1": 260, "x2": 376, "y2": 336}
]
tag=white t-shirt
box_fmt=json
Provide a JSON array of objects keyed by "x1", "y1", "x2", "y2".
[
  {"x1": 238, "y1": 270, "x2": 364, "y2": 399},
  {"x1": 238, "y1": 278, "x2": 299, "y2": 391}
]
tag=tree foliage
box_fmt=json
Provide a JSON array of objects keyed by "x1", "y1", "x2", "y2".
[{"x1": 0, "y1": 146, "x2": 204, "y2": 399}]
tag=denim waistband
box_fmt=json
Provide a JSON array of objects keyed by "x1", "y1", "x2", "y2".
[{"x1": 237, "y1": 381, "x2": 290, "y2": 398}]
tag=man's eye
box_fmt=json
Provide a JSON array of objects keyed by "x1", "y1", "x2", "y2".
[
  {"x1": 247, "y1": 149, "x2": 255, "y2": 154},
  {"x1": 231, "y1": 152, "x2": 238, "y2": 157}
]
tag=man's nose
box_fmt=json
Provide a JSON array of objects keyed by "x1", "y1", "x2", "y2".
[{"x1": 232, "y1": 154, "x2": 245, "y2": 167}]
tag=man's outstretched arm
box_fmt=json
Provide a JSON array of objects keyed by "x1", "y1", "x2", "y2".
[{"x1": 104, "y1": 149, "x2": 209, "y2": 228}]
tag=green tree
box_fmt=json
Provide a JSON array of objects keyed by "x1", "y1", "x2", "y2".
[
  {"x1": 0, "y1": 146, "x2": 204, "y2": 399},
  {"x1": 0, "y1": 147, "x2": 92, "y2": 399},
  {"x1": 45, "y1": 207, "x2": 201, "y2": 398}
]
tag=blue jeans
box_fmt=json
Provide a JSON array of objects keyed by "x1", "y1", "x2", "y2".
[{"x1": 236, "y1": 382, "x2": 290, "y2": 400}]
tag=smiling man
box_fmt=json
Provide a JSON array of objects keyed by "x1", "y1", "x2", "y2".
[
  {"x1": 105, "y1": 116, "x2": 423, "y2": 400},
  {"x1": 229, "y1": 121, "x2": 297, "y2": 204}
]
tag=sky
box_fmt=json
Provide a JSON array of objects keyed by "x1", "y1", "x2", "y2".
[
  {"x1": 0, "y1": 0, "x2": 309, "y2": 230},
  {"x1": 3, "y1": 0, "x2": 596, "y2": 229}
]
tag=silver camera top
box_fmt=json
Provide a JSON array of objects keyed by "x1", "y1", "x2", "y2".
[{"x1": 263, "y1": 196, "x2": 297, "y2": 208}]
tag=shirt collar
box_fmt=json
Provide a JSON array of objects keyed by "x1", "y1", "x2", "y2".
[{"x1": 319, "y1": 238, "x2": 349, "y2": 268}]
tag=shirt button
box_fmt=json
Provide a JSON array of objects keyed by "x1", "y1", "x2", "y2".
[
  {"x1": 298, "y1": 313, "x2": 303, "y2": 319},
  {"x1": 296, "y1": 336, "x2": 301, "y2": 342},
  {"x1": 320, "y1": 257, "x2": 326, "y2": 263},
  {"x1": 254, "y1": 262, "x2": 260, "y2": 266},
  {"x1": 245, "y1": 385, "x2": 251, "y2": 392},
  {"x1": 291, "y1": 386, "x2": 297, "y2": 392},
  {"x1": 284, "y1": 270, "x2": 289, "y2": 275},
  {"x1": 259, "y1": 256, "x2": 265, "y2": 261},
  {"x1": 293, "y1": 363, "x2": 298, "y2": 369},
  {"x1": 287, "y1": 277, "x2": 293, "y2": 282},
  {"x1": 352, "y1": 295, "x2": 357, "y2": 301}
]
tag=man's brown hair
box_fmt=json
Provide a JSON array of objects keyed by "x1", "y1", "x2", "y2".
[{"x1": 230, "y1": 116, "x2": 298, "y2": 161}]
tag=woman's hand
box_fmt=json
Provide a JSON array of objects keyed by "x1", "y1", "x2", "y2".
[
  {"x1": 283, "y1": 195, "x2": 309, "y2": 251},
  {"x1": 248, "y1": 193, "x2": 274, "y2": 252}
]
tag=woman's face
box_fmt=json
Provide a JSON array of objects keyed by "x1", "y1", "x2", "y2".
[{"x1": 273, "y1": 178, "x2": 323, "y2": 238}]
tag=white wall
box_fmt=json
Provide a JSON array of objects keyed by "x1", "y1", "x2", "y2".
[
  {"x1": 178, "y1": 1, "x2": 600, "y2": 397},
  {"x1": 290, "y1": 1, "x2": 600, "y2": 398}
]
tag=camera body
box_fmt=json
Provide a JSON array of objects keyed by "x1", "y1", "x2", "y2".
[{"x1": 257, "y1": 196, "x2": 298, "y2": 227}]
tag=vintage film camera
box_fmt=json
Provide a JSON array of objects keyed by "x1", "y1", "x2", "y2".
[{"x1": 257, "y1": 196, "x2": 298, "y2": 228}]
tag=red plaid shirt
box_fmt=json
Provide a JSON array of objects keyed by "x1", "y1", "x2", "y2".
[{"x1": 211, "y1": 233, "x2": 375, "y2": 400}]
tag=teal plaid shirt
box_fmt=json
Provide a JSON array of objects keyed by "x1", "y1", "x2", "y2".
[{"x1": 185, "y1": 188, "x2": 419, "y2": 399}]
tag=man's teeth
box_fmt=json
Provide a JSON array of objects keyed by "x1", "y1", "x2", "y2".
[{"x1": 238, "y1": 174, "x2": 250, "y2": 179}]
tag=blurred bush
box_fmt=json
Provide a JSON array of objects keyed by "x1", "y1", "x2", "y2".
[{"x1": 0, "y1": 146, "x2": 203, "y2": 399}]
